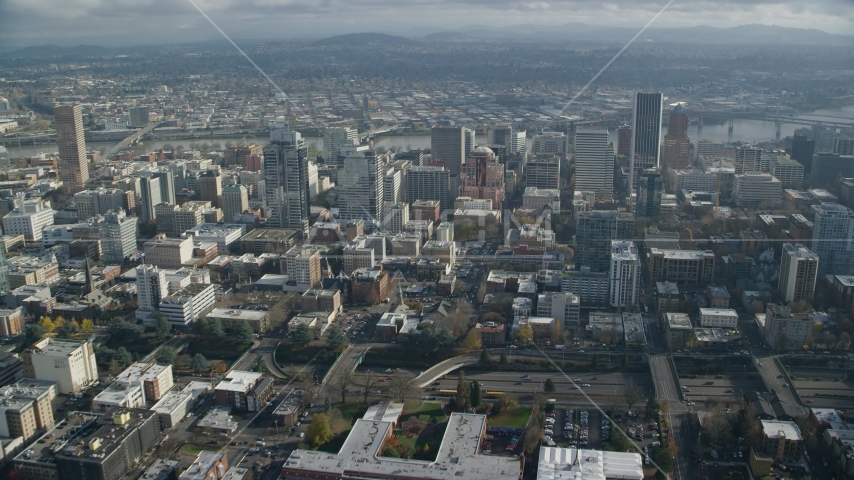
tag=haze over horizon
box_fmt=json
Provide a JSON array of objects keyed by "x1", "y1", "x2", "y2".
[{"x1": 1, "y1": 0, "x2": 852, "y2": 47}]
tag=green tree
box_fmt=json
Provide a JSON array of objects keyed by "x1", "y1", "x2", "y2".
[
  {"x1": 479, "y1": 348, "x2": 491, "y2": 364},
  {"x1": 191, "y1": 353, "x2": 208, "y2": 373},
  {"x1": 544, "y1": 378, "x2": 556, "y2": 394},
  {"x1": 326, "y1": 325, "x2": 347, "y2": 350},
  {"x1": 455, "y1": 371, "x2": 471, "y2": 410},
  {"x1": 154, "y1": 314, "x2": 171, "y2": 342},
  {"x1": 294, "y1": 324, "x2": 314, "y2": 345},
  {"x1": 307, "y1": 413, "x2": 334, "y2": 448},
  {"x1": 382, "y1": 447, "x2": 400, "y2": 457},
  {"x1": 234, "y1": 321, "x2": 255, "y2": 343},
  {"x1": 25, "y1": 324, "x2": 46, "y2": 343},
  {"x1": 498, "y1": 395, "x2": 519, "y2": 412},
  {"x1": 157, "y1": 346, "x2": 177, "y2": 365},
  {"x1": 470, "y1": 381, "x2": 483, "y2": 408},
  {"x1": 652, "y1": 448, "x2": 674, "y2": 473},
  {"x1": 202, "y1": 318, "x2": 225, "y2": 340},
  {"x1": 81, "y1": 319, "x2": 94, "y2": 333},
  {"x1": 499, "y1": 351, "x2": 508, "y2": 367},
  {"x1": 110, "y1": 321, "x2": 143, "y2": 342},
  {"x1": 114, "y1": 347, "x2": 133, "y2": 367}
]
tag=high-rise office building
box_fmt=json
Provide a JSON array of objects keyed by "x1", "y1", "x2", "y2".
[
  {"x1": 431, "y1": 126, "x2": 466, "y2": 176},
  {"x1": 693, "y1": 140, "x2": 725, "y2": 166},
  {"x1": 405, "y1": 166, "x2": 451, "y2": 213},
  {"x1": 636, "y1": 168, "x2": 662, "y2": 217},
  {"x1": 489, "y1": 124, "x2": 513, "y2": 150},
  {"x1": 138, "y1": 176, "x2": 163, "y2": 222},
  {"x1": 511, "y1": 131, "x2": 527, "y2": 157},
  {"x1": 0, "y1": 226, "x2": 9, "y2": 294},
  {"x1": 459, "y1": 147, "x2": 505, "y2": 210},
  {"x1": 74, "y1": 187, "x2": 127, "y2": 221},
  {"x1": 338, "y1": 148, "x2": 385, "y2": 231},
  {"x1": 135, "y1": 264, "x2": 168, "y2": 322},
  {"x1": 222, "y1": 184, "x2": 249, "y2": 222},
  {"x1": 100, "y1": 209, "x2": 138, "y2": 264},
  {"x1": 573, "y1": 128, "x2": 613, "y2": 197},
  {"x1": 575, "y1": 210, "x2": 635, "y2": 273},
  {"x1": 812, "y1": 203, "x2": 854, "y2": 277},
  {"x1": 810, "y1": 153, "x2": 854, "y2": 190},
  {"x1": 736, "y1": 145, "x2": 763, "y2": 173},
  {"x1": 54, "y1": 104, "x2": 89, "y2": 193},
  {"x1": 531, "y1": 132, "x2": 567, "y2": 156},
  {"x1": 629, "y1": 92, "x2": 663, "y2": 197},
  {"x1": 617, "y1": 125, "x2": 632, "y2": 157},
  {"x1": 525, "y1": 155, "x2": 561, "y2": 190},
  {"x1": 198, "y1": 170, "x2": 222, "y2": 208},
  {"x1": 324, "y1": 127, "x2": 358, "y2": 167},
  {"x1": 778, "y1": 243, "x2": 819, "y2": 303},
  {"x1": 464, "y1": 128, "x2": 475, "y2": 157},
  {"x1": 384, "y1": 167, "x2": 403, "y2": 204},
  {"x1": 662, "y1": 104, "x2": 690, "y2": 170},
  {"x1": 609, "y1": 240, "x2": 640, "y2": 307},
  {"x1": 264, "y1": 130, "x2": 309, "y2": 237},
  {"x1": 789, "y1": 134, "x2": 816, "y2": 174}
]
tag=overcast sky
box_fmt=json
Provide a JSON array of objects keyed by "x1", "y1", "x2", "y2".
[{"x1": 1, "y1": 0, "x2": 852, "y2": 47}]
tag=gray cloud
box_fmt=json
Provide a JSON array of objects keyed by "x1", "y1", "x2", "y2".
[{"x1": 0, "y1": 0, "x2": 851, "y2": 47}]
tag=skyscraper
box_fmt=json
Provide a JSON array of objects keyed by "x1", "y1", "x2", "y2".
[
  {"x1": 54, "y1": 104, "x2": 89, "y2": 194},
  {"x1": 264, "y1": 130, "x2": 310, "y2": 237},
  {"x1": 778, "y1": 243, "x2": 819, "y2": 303},
  {"x1": 636, "y1": 168, "x2": 662, "y2": 217},
  {"x1": 573, "y1": 128, "x2": 613, "y2": 198},
  {"x1": 575, "y1": 210, "x2": 635, "y2": 273},
  {"x1": 812, "y1": 203, "x2": 854, "y2": 277},
  {"x1": 834, "y1": 136, "x2": 854, "y2": 156},
  {"x1": 198, "y1": 170, "x2": 222, "y2": 208},
  {"x1": 464, "y1": 128, "x2": 476, "y2": 157},
  {"x1": 431, "y1": 126, "x2": 466, "y2": 176},
  {"x1": 405, "y1": 166, "x2": 451, "y2": 213},
  {"x1": 128, "y1": 106, "x2": 149, "y2": 127},
  {"x1": 609, "y1": 240, "x2": 640, "y2": 307},
  {"x1": 138, "y1": 176, "x2": 162, "y2": 223},
  {"x1": 789, "y1": 134, "x2": 816, "y2": 174},
  {"x1": 100, "y1": 209, "x2": 138, "y2": 264},
  {"x1": 488, "y1": 124, "x2": 513, "y2": 149},
  {"x1": 135, "y1": 264, "x2": 168, "y2": 323},
  {"x1": 0, "y1": 226, "x2": 9, "y2": 294},
  {"x1": 629, "y1": 92, "x2": 663, "y2": 198},
  {"x1": 323, "y1": 127, "x2": 358, "y2": 167},
  {"x1": 662, "y1": 104, "x2": 690, "y2": 170},
  {"x1": 617, "y1": 125, "x2": 632, "y2": 157},
  {"x1": 222, "y1": 185, "x2": 249, "y2": 222},
  {"x1": 338, "y1": 148, "x2": 386, "y2": 231},
  {"x1": 525, "y1": 155, "x2": 561, "y2": 190},
  {"x1": 736, "y1": 145, "x2": 763, "y2": 173},
  {"x1": 458, "y1": 147, "x2": 505, "y2": 210}
]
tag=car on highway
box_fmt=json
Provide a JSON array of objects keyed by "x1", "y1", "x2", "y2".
[
  {"x1": 589, "y1": 377, "x2": 597, "y2": 380},
  {"x1": 724, "y1": 389, "x2": 734, "y2": 393},
  {"x1": 581, "y1": 383, "x2": 591, "y2": 387}
]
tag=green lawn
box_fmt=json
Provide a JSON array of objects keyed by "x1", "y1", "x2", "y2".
[{"x1": 488, "y1": 407, "x2": 533, "y2": 428}]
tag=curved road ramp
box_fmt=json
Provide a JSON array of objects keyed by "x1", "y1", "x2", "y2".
[{"x1": 414, "y1": 353, "x2": 480, "y2": 388}]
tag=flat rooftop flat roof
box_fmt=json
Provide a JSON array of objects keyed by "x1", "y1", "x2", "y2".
[
  {"x1": 666, "y1": 313, "x2": 692, "y2": 330},
  {"x1": 282, "y1": 413, "x2": 521, "y2": 480},
  {"x1": 206, "y1": 308, "x2": 268, "y2": 322},
  {"x1": 215, "y1": 371, "x2": 262, "y2": 393},
  {"x1": 150, "y1": 392, "x2": 193, "y2": 414},
  {"x1": 537, "y1": 447, "x2": 643, "y2": 480},
  {"x1": 761, "y1": 420, "x2": 803, "y2": 441},
  {"x1": 699, "y1": 308, "x2": 738, "y2": 317},
  {"x1": 196, "y1": 405, "x2": 237, "y2": 432}
]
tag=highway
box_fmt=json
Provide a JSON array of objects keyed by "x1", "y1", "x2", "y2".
[{"x1": 430, "y1": 371, "x2": 654, "y2": 400}]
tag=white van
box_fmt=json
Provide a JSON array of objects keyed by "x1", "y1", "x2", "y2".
[{"x1": 650, "y1": 441, "x2": 661, "y2": 447}]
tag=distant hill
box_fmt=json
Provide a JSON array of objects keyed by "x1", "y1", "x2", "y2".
[
  {"x1": 423, "y1": 31, "x2": 479, "y2": 43},
  {"x1": 5, "y1": 44, "x2": 110, "y2": 58},
  {"x1": 434, "y1": 23, "x2": 854, "y2": 46},
  {"x1": 314, "y1": 33, "x2": 420, "y2": 47}
]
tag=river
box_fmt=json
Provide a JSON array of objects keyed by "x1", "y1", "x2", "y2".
[{"x1": 4, "y1": 105, "x2": 853, "y2": 159}]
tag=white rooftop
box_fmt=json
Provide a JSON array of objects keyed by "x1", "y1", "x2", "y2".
[
  {"x1": 179, "y1": 451, "x2": 227, "y2": 480},
  {"x1": 537, "y1": 447, "x2": 643, "y2": 480},
  {"x1": 215, "y1": 371, "x2": 262, "y2": 393},
  {"x1": 150, "y1": 391, "x2": 193, "y2": 414},
  {"x1": 206, "y1": 308, "x2": 268, "y2": 322},
  {"x1": 761, "y1": 420, "x2": 803, "y2": 441},
  {"x1": 362, "y1": 402, "x2": 404, "y2": 424},
  {"x1": 699, "y1": 308, "x2": 738, "y2": 317}
]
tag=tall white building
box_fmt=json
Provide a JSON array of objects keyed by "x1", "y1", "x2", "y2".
[
  {"x1": 282, "y1": 246, "x2": 321, "y2": 290},
  {"x1": 23, "y1": 338, "x2": 98, "y2": 394},
  {"x1": 221, "y1": 185, "x2": 249, "y2": 223},
  {"x1": 511, "y1": 131, "x2": 527, "y2": 157},
  {"x1": 100, "y1": 209, "x2": 138, "y2": 264},
  {"x1": 574, "y1": 128, "x2": 614, "y2": 197},
  {"x1": 159, "y1": 283, "x2": 216, "y2": 327},
  {"x1": 338, "y1": 148, "x2": 386, "y2": 231},
  {"x1": 812, "y1": 203, "x2": 854, "y2": 277},
  {"x1": 609, "y1": 240, "x2": 640, "y2": 307},
  {"x1": 779, "y1": 243, "x2": 819, "y2": 303},
  {"x1": 736, "y1": 145, "x2": 764, "y2": 173},
  {"x1": 2, "y1": 199, "x2": 55, "y2": 242},
  {"x1": 384, "y1": 202, "x2": 409, "y2": 233},
  {"x1": 324, "y1": 126, "x2": 358, "y2": 167},
  {"x1": 136, "y1": 264, "x2": 168, "y2": 323},
  {"x1": 264, "y1": 130, "x2": 309, "y2": 238},
  {"x1": 384, "y1": 167, "x2": 403, "y2": 204}
]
